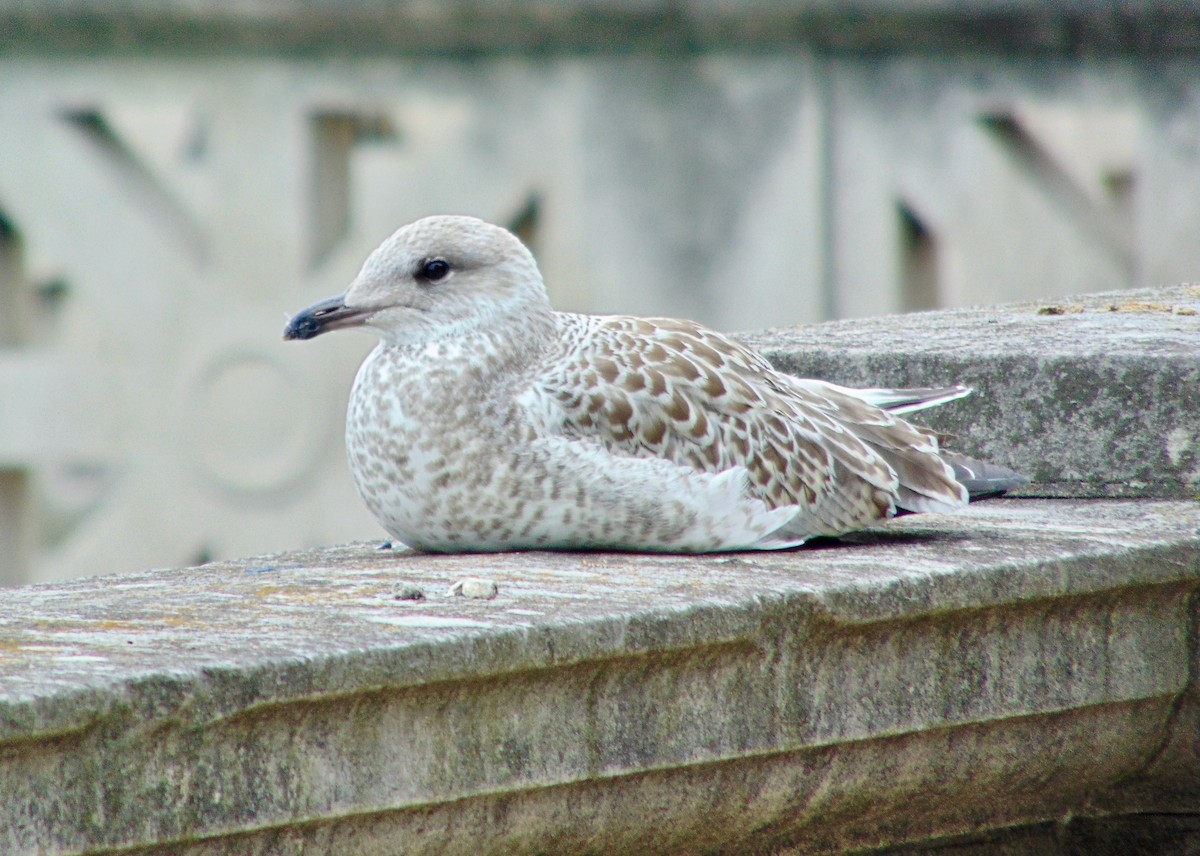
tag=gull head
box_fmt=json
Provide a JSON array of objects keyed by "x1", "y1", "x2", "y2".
[{"x1": 284, "y1": 215, "x2": 546, "y2": 345}]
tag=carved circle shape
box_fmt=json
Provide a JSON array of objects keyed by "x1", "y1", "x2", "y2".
[{"x1": 187, "y1": 351, "x2": 321, "y2": 495}]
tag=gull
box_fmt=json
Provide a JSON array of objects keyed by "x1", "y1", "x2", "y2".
[{"x1": 285, "y1": 215, "x2": 1022, "y2": 553}]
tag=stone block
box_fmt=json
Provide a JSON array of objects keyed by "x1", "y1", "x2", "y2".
[
  {"x1": 0, "y1": 498, "x2": 1197, "y2": 853},
  {"x1": 741, "y1": 284, "x2": 1200, "y2": 499}
]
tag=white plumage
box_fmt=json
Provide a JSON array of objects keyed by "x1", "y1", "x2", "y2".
[{"x1": 284, "y1": 215, "x2": 1017, "y2": 553}]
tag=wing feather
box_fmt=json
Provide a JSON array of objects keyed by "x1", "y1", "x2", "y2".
[{"x1": 530, "y1": 314, "x2": 965, "y2": 538}]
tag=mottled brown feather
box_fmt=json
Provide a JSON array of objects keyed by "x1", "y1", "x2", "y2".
[{"x1": 535, "y1": 314, "x2": 956, "y2": 536}]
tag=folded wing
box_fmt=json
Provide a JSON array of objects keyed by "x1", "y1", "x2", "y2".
[{"x1": 529, "y1": 315, "x2": 969, "y2": 541}]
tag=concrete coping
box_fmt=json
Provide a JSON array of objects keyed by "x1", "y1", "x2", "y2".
[{"x1": 1, "y1": 497, "x2": 1198, "y2": 853}]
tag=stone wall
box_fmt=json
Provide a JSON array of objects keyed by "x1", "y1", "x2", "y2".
[
  {"x1": 0, "y1": 285, "x2": 1197, "y2": 854},
  {"x1": 1, "y1": 1, "x2": 1198, "y2": 584}
]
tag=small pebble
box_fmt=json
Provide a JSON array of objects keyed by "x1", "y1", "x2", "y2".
[
  {"x1": 377, "y1": 541, "x2": 394, "y2": 551},
  {"x1": 447, "y1": 578, "x2": 499, "y2": 599},
  {"x1": 394, "y1": 584, "x2": 426, "y2": 601}
]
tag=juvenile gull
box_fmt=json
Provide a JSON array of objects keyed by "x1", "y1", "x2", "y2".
[{"x1": 285, "y1": 215, "x2": 1021, "y2": 553}]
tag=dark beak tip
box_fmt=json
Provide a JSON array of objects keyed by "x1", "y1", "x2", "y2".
[
  {"x1": 283, "y1": 294, "x2": 351, "y2": 341},
  {"x1": 282, "y1": 320, "x2": 304, "y2": 341},
  {"x1": 283, "y1": 315, "x2": 321, "y2": 341},
  {"x1": 282, "y1": 294, "x2": 364, "y2": 342}
]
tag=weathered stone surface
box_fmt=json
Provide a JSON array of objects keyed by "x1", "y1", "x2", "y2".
[
  {"x1": 0, "y1": 498, "x2": 1197, "y2": 854},
  {"x1": 740, "y1": 284, "x2": 1200, "y2": 500}
]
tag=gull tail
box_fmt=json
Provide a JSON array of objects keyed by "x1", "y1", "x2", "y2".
[
  {"x1": 940, "y1": 451, "x2": 1028, "y2": 501},
  {"x1": 854, "y1": 384, "x2": 973, "y2": 415},
  {"x1": 835, "y1": 383, "x2": 1027, "y2": 500},
  {"x1": 788, "y1": 379, "x2": 973, "y2": 416}
]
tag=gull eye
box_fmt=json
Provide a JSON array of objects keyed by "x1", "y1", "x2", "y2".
[{"x1": 419, "y1": 258, "x2": 451, "y2": 283}]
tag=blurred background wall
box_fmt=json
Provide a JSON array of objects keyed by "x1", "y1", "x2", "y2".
[{"x1": 1, "y1": 1, "x2": 1198, "y2": 583}]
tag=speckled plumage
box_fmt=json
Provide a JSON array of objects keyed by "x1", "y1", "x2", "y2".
[{"x1": 285, "y1": 215, "x2": 985, "y2": 553}]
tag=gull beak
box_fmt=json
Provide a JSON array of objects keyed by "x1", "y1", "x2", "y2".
[{"x1": 283, "y1": 294, "x2": 371, "y2": 341}]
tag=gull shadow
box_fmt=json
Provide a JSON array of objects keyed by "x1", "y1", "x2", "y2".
[{"x1": 794, "y1": 529, "x2": 976, "y2": 551}]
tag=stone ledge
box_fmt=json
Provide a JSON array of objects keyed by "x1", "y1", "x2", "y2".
[
  {"x1": 739, "y1": 284, "x2": 1200, "y2": 500},
  {"x1": 1, "y1": 498, "x2": 1197, "y2": 854}
]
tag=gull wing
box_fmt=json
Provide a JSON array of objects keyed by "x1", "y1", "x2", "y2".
[{"x1": 529, "y1": 315, "x2": 967, "y2": 538}]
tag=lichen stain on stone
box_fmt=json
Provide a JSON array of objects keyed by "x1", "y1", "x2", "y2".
[
  {"x1": 1036, "y1": 302, "x2": 1198, "y2": 316},
  {"x1": 78, "y1": 620, "x2": 147, "y2": 634},
  {"x1": 248, "y1": 585, "x2": 289, "y2": 601},
  {"x1": 1105, "y1": 301, "x2": 1200, "y2": 316},
  {"x1": 0, "y1": 639, "x2": 61, "y2": 661}
]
